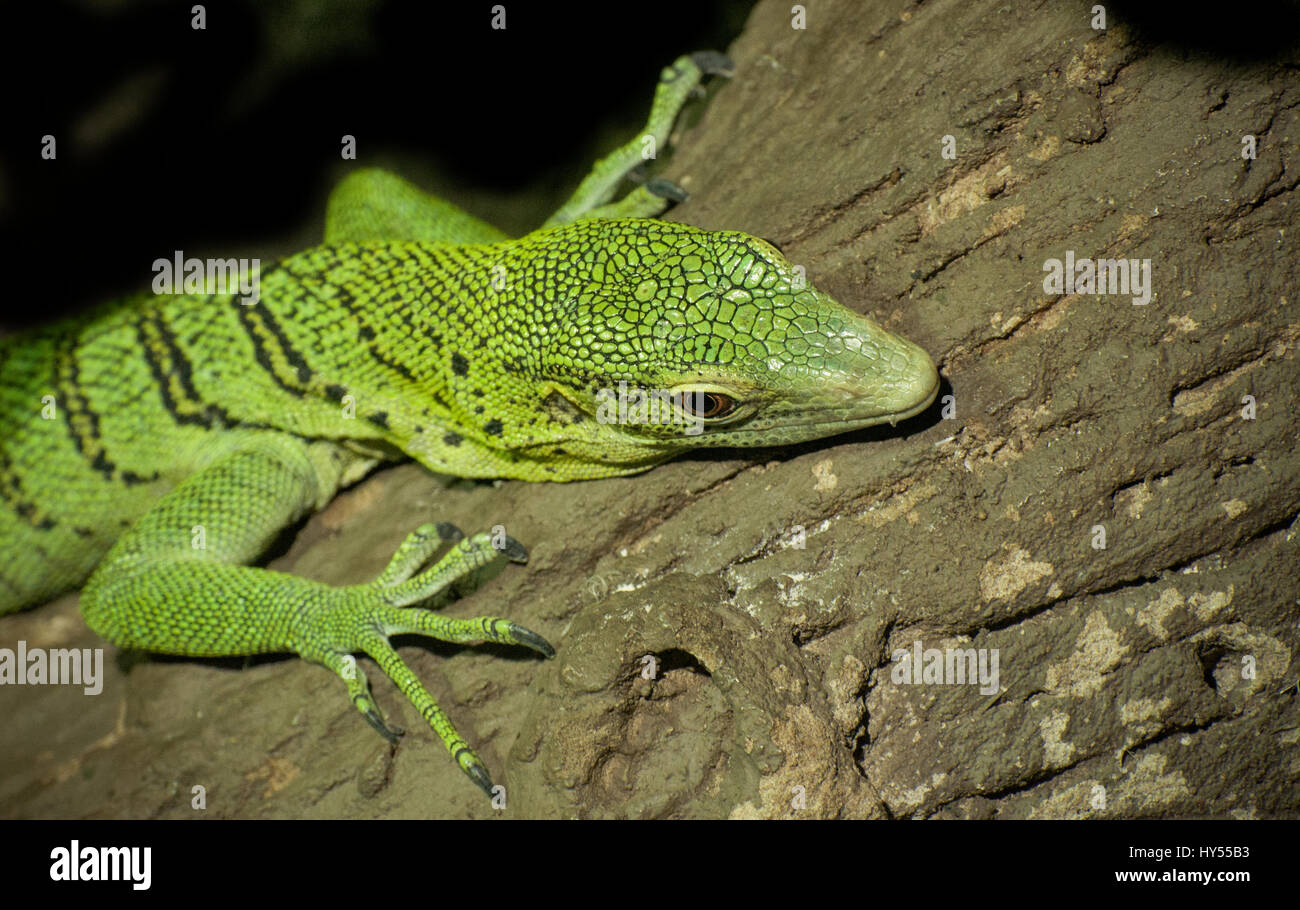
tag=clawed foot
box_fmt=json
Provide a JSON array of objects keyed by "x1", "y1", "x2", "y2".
[{"x1": 297, "y1": 522, "x2": 553, "y2": 799}]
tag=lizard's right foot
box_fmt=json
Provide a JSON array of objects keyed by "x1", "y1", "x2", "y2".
[{"x1": 297, "y1": 523, "x2": 554, "y2": 800}]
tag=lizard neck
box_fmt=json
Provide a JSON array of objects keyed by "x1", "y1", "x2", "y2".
[{"x1": 251, "y1": 240, "x2": 577, "y2": 479}]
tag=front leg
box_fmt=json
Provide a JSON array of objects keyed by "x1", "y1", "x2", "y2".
[{"x1": 80, "y1": 435, "x2": 552, "y2": 798}]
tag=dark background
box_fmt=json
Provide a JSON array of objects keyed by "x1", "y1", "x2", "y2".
[{"x1": 0, "y1": 0, "x2": 753, "y2": 329}]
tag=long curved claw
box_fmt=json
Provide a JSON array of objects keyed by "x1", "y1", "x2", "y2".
[
  {"x1": 646, "y1": 178, "x2": 688, "y2": 204},
  {"x1": 691, "y1": 50, "x2": 735, "y2": 77},
  {"x1": 507, "y1": 623, "x2": 556, "y2": 659},
  {"x1": 501, "y1": 535, "x2": 528, "y2": 564},
  {"x1": 435, "y1": 521, "x2": 465, "y2": 543},
  {"x1": 361, "y1": 704, "x2": 404, "y2": 745},
  {"x1": 460, "y1": 754, "x2": 495, "y2": 799}
]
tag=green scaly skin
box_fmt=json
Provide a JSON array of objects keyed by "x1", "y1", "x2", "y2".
[{"x1": 0, "y1": 53, "x2": 938, "y2": 798}]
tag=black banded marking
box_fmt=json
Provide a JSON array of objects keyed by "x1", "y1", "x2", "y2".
[
  {"x1": 135, "y1": 311, "x2": 233, "y2": 429},
  {"x1": 0, "y1": 451, "x2": 57, "y2": 531},
  {"x1": 252, "y1": 303, "x2": 314, "y2": 384},
  {"x1": 235, "y1": 304, "x2": 316, "y2": 397},
  {"x1": 53, "y1": 331, "x2": 115, "y2": 481}
]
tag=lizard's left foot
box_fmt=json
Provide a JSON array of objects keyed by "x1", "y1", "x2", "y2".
[{"x1": 298, "y1": 523, "x2": 554, "y2": 799}]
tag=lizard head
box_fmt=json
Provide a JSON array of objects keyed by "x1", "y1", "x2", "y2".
[{"x1": 506, "y1": 220, "x2": 938, "y2": 475}]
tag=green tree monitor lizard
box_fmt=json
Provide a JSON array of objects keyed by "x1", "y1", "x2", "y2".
[{"x1": 0, "y1": 52, "x2": 939, "y2": 798}]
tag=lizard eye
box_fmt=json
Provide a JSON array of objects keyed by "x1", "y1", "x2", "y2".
[{"x1": 674, "y1": 391, "x2": 738, "y2": 419}]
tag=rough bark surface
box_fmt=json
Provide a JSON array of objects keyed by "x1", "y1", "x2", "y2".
[{"x1": 2, "y1": 0, "x2": 1297, "y2": 818}]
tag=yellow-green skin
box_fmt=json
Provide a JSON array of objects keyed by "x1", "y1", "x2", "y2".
[{"x1": 0, "y1": 54, "x2": 937, "y2": 798}]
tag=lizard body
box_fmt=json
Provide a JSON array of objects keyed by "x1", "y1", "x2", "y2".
[{"x1": 0, "y1": 54, "x2": 937, "y2": 796}]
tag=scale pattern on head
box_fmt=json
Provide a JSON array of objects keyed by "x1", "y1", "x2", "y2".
[{"x1": 497, "y1": 219, "x2": 938, "y2": 461}]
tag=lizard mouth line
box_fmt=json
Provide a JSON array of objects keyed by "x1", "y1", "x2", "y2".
[
  {"x1": 885, "y1": 383, "x2": 940, "y2": 425},
  {"x1": 805, "y1": 374, "x2": 941, "y2": 431},
  {"x1": 709, "y1": 379, "x2": 939, "y2": 443},
  {"x1": 893, "y1": 373, "x2": 942, "y2": 422},
  {"x1": 701, "y1": 373, "x2": 940, "y2": 441}
]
